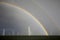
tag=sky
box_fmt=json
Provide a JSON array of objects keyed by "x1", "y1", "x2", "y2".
[{"x1": 0, "y1": 0, "x2": 60, "y2": 35}]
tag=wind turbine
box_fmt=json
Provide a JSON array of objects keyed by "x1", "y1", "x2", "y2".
[{"x1": 28, "y1": 26, "x2": 32, "y2": 35}]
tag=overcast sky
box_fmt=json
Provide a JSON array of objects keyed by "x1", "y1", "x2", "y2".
[{"x1": 0, "y1": 0, "x2": 60, "y2": 35}]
